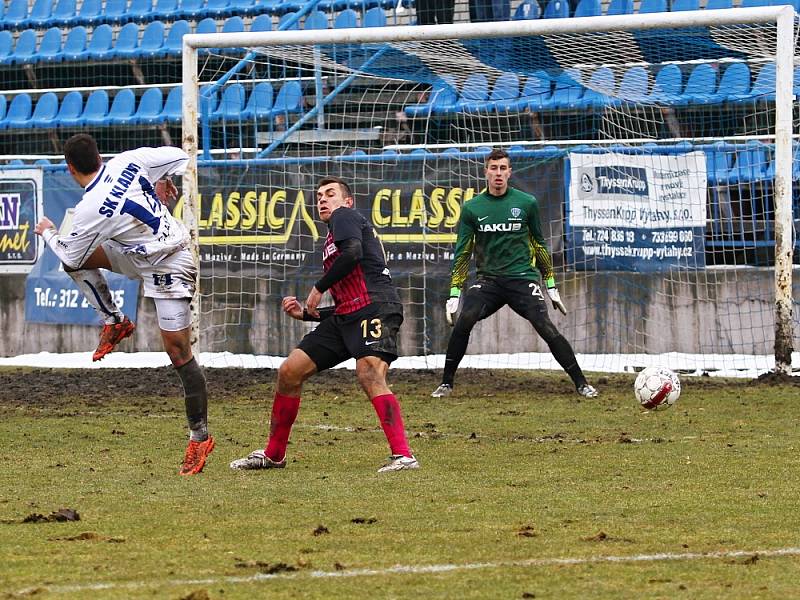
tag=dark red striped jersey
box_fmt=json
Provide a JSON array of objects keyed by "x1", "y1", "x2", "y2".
[{"x1": 322, "y1": 207, "x2": 400, "y2": 314}]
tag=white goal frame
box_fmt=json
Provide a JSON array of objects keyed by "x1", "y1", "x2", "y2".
[{"x1": 181, "y1": 7, "x2": 796, "y2": 374}]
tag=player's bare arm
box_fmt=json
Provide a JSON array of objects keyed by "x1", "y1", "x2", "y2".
[
  {"x1": 282, "y1": 296, "x2": 304, "y2": 320},
  {"x1": 34, "y1": 217, "x2": 56, "y2": 236}
]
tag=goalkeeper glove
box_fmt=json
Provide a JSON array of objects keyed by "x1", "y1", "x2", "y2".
[
  {"x1": 547, "y1": 285, "x2": 567, "y2": 315},
  {"x1": 445, "y1": 287, "x2": 460, "y2": 326}
]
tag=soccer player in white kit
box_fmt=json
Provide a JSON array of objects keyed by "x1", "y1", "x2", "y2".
[{"x1": 33, "y1": 134, "x2": 214, "y2": 475}]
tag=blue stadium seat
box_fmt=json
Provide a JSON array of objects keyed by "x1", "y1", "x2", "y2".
[
  {"x1": 548, "y1": 68, "x2": 583, "y2": 110},
  {"x1": 497, "y1": 71, "x2": 550, "y2": 112},
  {"x1": 137, "y1": 21, "x2": 166, "y2": 58},
  {"x1": 270, "y1": 81, "x2": 304, "y2": 117},
  {"x1": 543, "y1": 0, "x2": 569, "y2": 18},
  {"x1": 149, "y1": 0, "x2": 181, "y2": 20},
  {"x1": 675, "y1": 63, "x2": 717, "y2": 105},
  {"x1": 12, "y1": 30, "x2": 38, "y2": 65},
  {"x1": 222, "y1": 15, "x2": 246, "y2": 32},
  {"x1": 86, "y1": 24, "x2": 114, "y2": 60},
  {"x1": 105, "y1": 0, "x2": 130, "y2": 23},
  {"x1": 35, "y1": 27, "x2": 64, "y2": 64},
  {"x1": 51, "y1": 0, "x2": 77, "y2": 26},
  {"x1": 363, "y1": 7, "x2": 386, "y2": 26},
  {"x1": 241, "y1": 82, "x2": 273, "y2": 119},
  {"x1": 483, "y1": 73, "x2": 520, "y2": 112},
  {"x1": 4, "y1": 0, "x2": 29, "y2": 29},
  {"x1": 637, "y1": 0, "x2": 666, "y2": 13},
  {"x1": 704, "y1": 0, "x2": 732, "y2": 8},
  {"x1": 196, "y1": 17, "x2": 218, "y2": 34},
  {"x1": 229, "y1": 0, "x2": 255, "y2": 15},
  {"x1": 0, "y1": 32, "x2": 13, "y2": 65},
  {"x1": 578, "y1": 67, "x2": 616, "y2": 109},
  {"x1": 177, "y1": 0, "x2": 205, "y2": 19},
  {"x1": 405, "y1": 75, "x2": 458, "y2": 117},
  {"x1": 75, "y1": 0, "x2": 103, "y2": 25},
  {"x1": 740, "y1": 0, "x2": 770, "y2": 6},
  {"x1": 80, "y1": 90, "x2": 110, "y2": 126},
  {"x1": 249, "y1": 0, "x2": 286, "y2": 16},
  {"x1": 705, "y1": 142, "x2": 731, "y2": 185},
  {"x1": 573, "y1": 0, "x2": 601, "y2": 17},
  {"x1": 617, "y1": 67, "x2": 649, "y2": 103},
  {"x1": 62, "y1": 26, "x2": 88, "y2": 61},
  {"x1": 728, "y1": 143, "x2": 768, "y2": 185},
  {"x1": 513, "y1": 0, "x2": 540, "y2": 18},
  {"x1": 111, "y1": 23, "x2": 140, "y2": 59},
  {"x1": 30, "y1": 93, "x2": 60, "y2": 129},
  {"x1": 670, "y1": 0, "x2": 699, "y2": 10},
  {"x1": 715, "y1": 62, "x2": 751, "y2": 103},
  {"x1": 27, "y1": 0, "x2": 55, "y2": 27},
  {"x1": 605, "y1": 0, "x2": 632, "y2": 14},
  {"x1": 199, "y1": 88, "x2": 219, "y2": 117},
  {"x1": 212, "y1": 83, "x2": 246, "y2": 121},
  {"x1": 161, "y1": 86, "x2": 182, "y2": 123},
  {"x1": 304, "y1": 10, "x2": 329, "y2": 29},
  {"x1": 455, "y1": 74, "x2": 489, "y2": 112},
  {"x1": 55, "y1": 91, "x2": 84, "y2": 127},
  {"x1": 161, "y1": 20, "x2": 190, "y2": 56},
  {"x1": 745, "y1": 63, "x2": 776, "y2": 102},
  {"x1": 206, "y1": 0, "x2": 233, "y2": 18},
  {"x1": 7, "y1": 159, "x2": 25, "y2": 166},
  {"x1": 250, "y1": 14, "x2": 273, "y2": 31},
  {"x1": 318, "y1": 0, "x2": 349, "y2": 12},
  {"x1": 34, "y1": 159, "x2": 52, "y2": 165},
  {"x1": 3, "y1": 94, "x2": 33, "y2": 129},
  {"x1": 277, "y1": 0, "x2": 306, "y2": 14},
  {"x1": 107, "y1": 89, "x2": 137, "y2": 125},
  {"x1": 333, "y1": 9, "x2": 358, "y2": 27},
  {"x1": 133, "y1": 88, "x2": 164, "y2": 125},
  {"x1": 0, "y1": 96, "x2": 7, "y2": 129},
  {"x1": 128, "y1": 0, "x2": 154, "y2": 21},
  {"x1": 648, "y1": 64, "x2": 682, "y2": 104}
]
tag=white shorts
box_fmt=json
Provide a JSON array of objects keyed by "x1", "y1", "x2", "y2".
[
  {"x1": 153, "y1": 297, "x2": 193, "y2": 331},
  {"x1": 103, "y1": 242, "x2": 197, "y2": 299}
]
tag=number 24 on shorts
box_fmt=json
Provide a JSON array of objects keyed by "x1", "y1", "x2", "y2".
[{"x1": 361, "y1": 318, "x2": 382, "y2": 339}]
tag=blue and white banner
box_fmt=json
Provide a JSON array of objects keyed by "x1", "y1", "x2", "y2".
[
  {"x1": 0, "y1": 169, "x2": 44, "y2": 273},
  {"x1": 25, "y1": 171, "x2": 139, "y2": 325},
  {"x1": 566, "y1": 151, "x2": 707, "y2": 271}
]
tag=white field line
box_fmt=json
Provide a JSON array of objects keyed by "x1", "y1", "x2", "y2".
[{"x1": 20, "y1": 547, "x2": 800, "y2": 595}]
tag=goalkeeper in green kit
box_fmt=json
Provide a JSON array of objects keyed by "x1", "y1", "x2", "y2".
[{"x1": 431, "y1": 148, "x2": 598, "y2": 399}]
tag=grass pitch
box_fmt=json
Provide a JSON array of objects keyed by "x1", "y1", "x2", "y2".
[{"x1": 0, "y1": 367, "x2": 799, "y2": 599}]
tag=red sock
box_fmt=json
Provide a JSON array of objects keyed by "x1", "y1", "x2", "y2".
[
  {"x1": 264, "y1": 392, "x2": 300, "y2": 462},
  {"x1": 371, "y1": 393, "x2": 412, "y2": 458}
]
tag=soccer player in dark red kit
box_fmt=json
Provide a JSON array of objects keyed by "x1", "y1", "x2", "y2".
[{"x1": 231, "y1": 176, "x2": 419, "y2": 473}]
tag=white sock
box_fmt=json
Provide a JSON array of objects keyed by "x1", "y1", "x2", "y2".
[{"x1": 66, "y1": 269, "x2": 123, "y2": 325}]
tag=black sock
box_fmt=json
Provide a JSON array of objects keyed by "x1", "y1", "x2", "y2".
[
  {"x1": 176, "y1": 357, "x2": 208, "y2": 441},
  {"x1": 442, "y1": 328, "x2": 471, "y2": 386},
  {"x1": 548, "y1": 334, "x2": 586, "y2": 388}
]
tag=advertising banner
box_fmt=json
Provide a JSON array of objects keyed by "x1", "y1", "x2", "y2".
[
  {"x1": 173, "y1": 157, "x2": 565, "y2": 277},
  {"x1": 0, "y1": 169, "x2": 44, "y2": 273},
  {"x1": 566, "y1": 151, "x2": 707, "y2": 271}
]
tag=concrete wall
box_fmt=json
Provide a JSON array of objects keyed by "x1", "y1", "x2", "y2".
[{"x1": 2, "y1": 269, "x2": 797, "y2": 358}]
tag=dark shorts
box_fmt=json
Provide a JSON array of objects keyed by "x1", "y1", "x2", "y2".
[
  {"x1": 461, "y1": 276, "x2": 548, "y2": 323},
  {"x1": 297, "y1": 302, "x2": 404, "y2": 372}
]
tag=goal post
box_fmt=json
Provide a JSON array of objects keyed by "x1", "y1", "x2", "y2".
[{"x1": 181, "y1": 8, "x2": 796, "y2": 375}]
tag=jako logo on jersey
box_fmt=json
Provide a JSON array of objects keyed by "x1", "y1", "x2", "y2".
[
  {"x1": 99, "y1": 163, "x2": 141, "y2": 218},
  {"x1": 478, "y1": 223, "x2": 522, "y2": 232},
  {"x1": 510, "y1": 207, "x2": 521, "y2": 219}
]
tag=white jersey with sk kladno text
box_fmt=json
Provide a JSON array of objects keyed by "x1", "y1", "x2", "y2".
[{"x1": 48, "y1": 147, "x2": 190, "y2": 271}]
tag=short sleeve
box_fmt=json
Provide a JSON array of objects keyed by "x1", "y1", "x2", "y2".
[{"x1": 329, "y1": 208, "x2": 364, "y2": 244}]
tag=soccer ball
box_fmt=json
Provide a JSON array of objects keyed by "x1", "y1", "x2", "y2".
[{"x1": 634, "y1": 366, "x2": 681, "y2": 410}]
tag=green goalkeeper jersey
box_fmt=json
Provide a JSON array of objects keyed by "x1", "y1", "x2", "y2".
[{"x1": 450, "y1": 186, "x2": 555, "y2": 291}]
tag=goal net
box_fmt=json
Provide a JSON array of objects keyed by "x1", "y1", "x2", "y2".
[{"x1": 182, "y1": 8, "x2": 797, "y2": 376}]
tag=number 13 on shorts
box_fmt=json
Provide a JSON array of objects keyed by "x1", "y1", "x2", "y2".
[{"x1": 361, "y1": 318, "x2": 382, "y2": 339}]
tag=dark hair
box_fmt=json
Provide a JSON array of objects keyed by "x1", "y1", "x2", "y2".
[
  {"x1": 317, "y1": 176, "x2": 353, "y2": 200},
  {"x1": 485, "y1": 148, "x2": 510, "y2": 164},
  {"x1": 64, "y1": 134, "x2": 101, "y2": 175}
]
